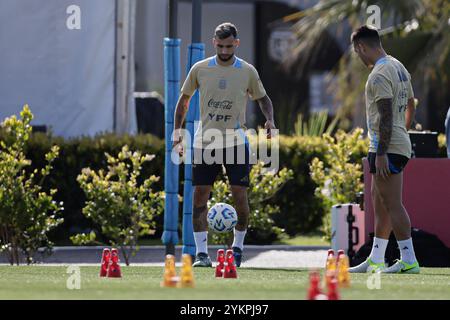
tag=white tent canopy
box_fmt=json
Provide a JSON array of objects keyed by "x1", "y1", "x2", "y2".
[{"x1": 0, "y1": 0, "x2": 136, "y2": 138}]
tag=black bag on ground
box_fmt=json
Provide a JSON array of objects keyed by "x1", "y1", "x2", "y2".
[{"x1": 351, "y1": 228, "x2": 450, "y2": 267}]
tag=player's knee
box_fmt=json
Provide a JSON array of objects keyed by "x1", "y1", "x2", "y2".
[{"x1": 381, "y1": 197, "x2": 401, "y2": 212}]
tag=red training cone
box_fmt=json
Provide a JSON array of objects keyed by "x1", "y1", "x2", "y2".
[
  {"x1": 99, "y1": 248, "x2": 111, "y2": 277},
  {"x1": 307, "y1": 270, "x2": 323, "y2": 300},
  {"x1": 215, "y1": 249, "x2": 225, "y2": 278},
  {"x1": 327, "y1": 277, "x2": 340, "y2": 300},
  {"x1": 107, "y1": 248, "x2": 122, "y2": 278},
  {"x1": 223, "y1": 249, "x2": 237, "y2": 279}
]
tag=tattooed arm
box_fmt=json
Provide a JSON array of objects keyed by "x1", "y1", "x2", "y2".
[
  {"x1": 172, "y1": 94, "x2": 191, "y2": 154},
  {"x1": 256, "y1": 95, "x2": 276, "y2": 138},
  {"x1": 174, "y1": 94, "x2": 191, "y2": 132},
  {"x1": 256, "y1": 95, "x2": 274, "y2": 122},
  {"x1": 375, "y1": 98, "x2": 393, "y2": 178},
  {"x1": 376, "y1": 98, "x2": 393, "y2": 155}
]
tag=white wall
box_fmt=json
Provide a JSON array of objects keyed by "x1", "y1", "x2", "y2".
[{"x1": 0, "y1": 0, "x2": 116, "y2": 138}]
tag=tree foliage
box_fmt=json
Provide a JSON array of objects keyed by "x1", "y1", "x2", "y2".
[
  {"x1": 75, "y1": 145, "x2": 164, "y2": 265},
  {"x1": 0, "y1": 105, "x2": 63, "y2": 265}
]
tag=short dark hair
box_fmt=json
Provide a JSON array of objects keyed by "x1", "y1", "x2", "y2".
[
  {"x1": 214, "y1": 22, "x2": 238, "y2": 39},
  {"x1": 351, "y1": 25, "x2": 381, "y2": 47}
]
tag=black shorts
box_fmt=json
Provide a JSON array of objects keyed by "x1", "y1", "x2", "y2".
[
  {"x1": 368, "y1": 152, "x2": 409, "y2": 174},
  {"x1": 192, "y1": 144, "x2": 251, "y2": 187}
]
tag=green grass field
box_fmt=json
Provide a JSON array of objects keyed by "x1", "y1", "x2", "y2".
[{"x1": 0, "y1": 266, "x2": 449, "y2": 300}]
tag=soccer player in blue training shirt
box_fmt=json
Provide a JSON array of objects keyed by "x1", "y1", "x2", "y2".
[
  {"x1": 172, "y1": 22, "x2": 276, "y2": 267},
  {"x1": 349, "y1": 25, "x2": 420, "y2": 274}
]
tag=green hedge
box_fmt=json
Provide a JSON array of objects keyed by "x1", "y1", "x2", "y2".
[
  {"x1": 3, "y1": 131, "x2": 447, "y2": 244},
  {"x1": 272, "y1": 135, "x2": 368, "y2": 236},
  {"x1": 21, "y1": 133, "x2": 165, "y2": 244}
]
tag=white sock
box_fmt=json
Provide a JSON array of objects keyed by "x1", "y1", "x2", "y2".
[
  {"x1": 398, "y1": 238, "x2": 417, "y2": 264},
  {"x1": 369, "y1": 237, "x2": 389, "y2": 264},
  {"x1": 194, "y1": 231, "x2": 208, "y2": 255},
  {"x1": 232, "y1": 229, "x2": 247, "y2": 250}
]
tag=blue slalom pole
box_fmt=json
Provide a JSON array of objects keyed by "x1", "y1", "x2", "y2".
[
  {"x1": 182, "y1": 43, "x2": 205, "y2": 257},
  {"x1": 162, "y1": 37, "x2": 181, "y2": 253}
]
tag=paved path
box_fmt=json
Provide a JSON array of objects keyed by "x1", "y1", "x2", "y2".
[{"x1": 0, "y1": 245, "x2": 328, "y2": 268}]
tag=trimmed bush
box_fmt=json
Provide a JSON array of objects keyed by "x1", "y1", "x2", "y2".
[
  {"x1": 0, "y1": 106, "x2": 63, "y2": 264},
  {"x1": 208, "y1": 162, "x2": 294, "y2": 245},
  {"x1": 310, "y1": 129, "x2": 367, "y2": 240},
  {"x1": 1, "y1": 129, "x2": 446, "y2": 245},
  {"x1": 75, "y1": 145, "x2": 164, "y2": 265},
  {"x1": 18, "y1": 133, "x2": 165, "y2": 245}
]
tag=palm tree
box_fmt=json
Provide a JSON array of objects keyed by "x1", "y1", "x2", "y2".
[{"x1": 283, "y1": 0, "x2": 450, "y2": 130}]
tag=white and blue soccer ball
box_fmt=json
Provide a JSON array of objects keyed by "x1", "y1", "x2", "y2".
[{"x1": 207, "y1": 203, "x2": 238, "y2": 233}]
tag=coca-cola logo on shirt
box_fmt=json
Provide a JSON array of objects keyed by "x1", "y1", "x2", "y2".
[{"x1": 208, "y1": 99, "x2": 233, "y2": 110}]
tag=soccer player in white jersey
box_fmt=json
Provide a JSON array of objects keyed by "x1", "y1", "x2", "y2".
[
  {"x1": 349, "y1": 25, "x2": 420, "y2": 274},
  {"x1": 172, "y1": 23, "x2": 276, "y2": 267}
]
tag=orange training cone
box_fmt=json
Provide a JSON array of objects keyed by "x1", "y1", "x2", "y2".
[
  {"x1": 107, "y1": 248, "x2": 122, "y2": 278},
  {"x1": 325, "y1": 250, "x2": 337, "y2": 286},
  {"x1": 161, "y1": 254, "x2": 179, "y2": 287},
  {"x1": 325, "y1": 249, "x2": 336, "y2": 270},
  {"x1": 178, "y1": 254, "x2": 195, "y2": 288},
  {"x1": 337, "y1": 254, "x2": 351, "y2": 288},
  {"x1": 336, "y1": 249, "x2": 345, "y2": 264},
  {"x1": 99, "y1": 248, "x2": 111, "y2": 277}
]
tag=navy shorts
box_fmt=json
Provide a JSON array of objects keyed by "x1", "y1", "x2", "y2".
[
  {"x1": 368, "y1": 152, "x2": 409, "y2": 174},
  {"x1": 192, "y1": 144, "x2": 251, "y2": 187}
]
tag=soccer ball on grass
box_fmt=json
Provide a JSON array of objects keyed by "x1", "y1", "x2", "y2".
[{"x1": 207, "y1": 203, "x2": 238, "y2": 233}]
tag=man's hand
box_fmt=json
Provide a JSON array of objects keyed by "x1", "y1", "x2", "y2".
[
  {"x1": 264, "y1": 119, "x2": 276, "y2": 139},
  {"x1": 375, "y1": 154, "x2": 390, "y2": 179},
  {"x1": 172, "y1": 129, "x2": 184, "y2": 157}
]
